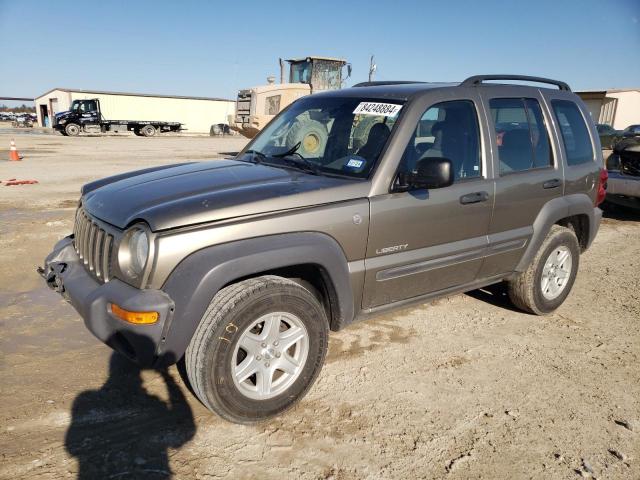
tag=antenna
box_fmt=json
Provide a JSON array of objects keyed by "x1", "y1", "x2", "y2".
[{"x1": 368, "y1": 55, "x2": 377, "y2": 82}]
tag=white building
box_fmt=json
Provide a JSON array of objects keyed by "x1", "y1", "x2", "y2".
[
  {"x1": 576, "y1": 89, "x2": 640, "y2": 130},
  {"x1": 34, "y1": 88, "x2": 235, "y2": 134}
]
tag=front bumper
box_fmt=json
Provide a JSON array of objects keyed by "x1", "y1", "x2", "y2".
[{"x1": 39, "y1": 236, "x2": 175, "y2": 366}]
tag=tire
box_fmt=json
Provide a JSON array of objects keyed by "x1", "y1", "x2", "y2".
[
  {"x1": 507, "y1": 225, "x2": 580, "y2": 315},
  {"x1": 133, "y1": 129, "x2": 144, "y2": 137},
  {"x1": 285, "y1": 119, "x2": 328, "y2": 157},
  {"x1": 210, "y1": 124, "x2": 223, "y2": 136},
  {"x1": 65, "y1": 123, "x2": 81, "y2": 136},
  {"x1": 59, "y1": 129, "x2": 68, "y2": 136},
  {"x1": 185, "y1": 275, "x2": 329, "y2": 423},
  {"x1": 141, "y1": 125, "x2": 157, "y2": 137}
]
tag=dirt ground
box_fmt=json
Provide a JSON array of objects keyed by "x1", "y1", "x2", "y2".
[{"x1": 0, "y1": 131, "x2": 638, "y2": 480}]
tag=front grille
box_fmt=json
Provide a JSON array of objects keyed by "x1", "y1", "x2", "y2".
[
  {"x1": 236, "y1": 90, "x2": 252, "y2": 118},
  {"x1": 73, "y1": 208, "x2": 114, "y2": 282}
]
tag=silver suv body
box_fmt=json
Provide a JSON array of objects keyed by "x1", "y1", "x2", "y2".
[{"x1": 41, "y1": 75, "x2": 605, "y2": 423}]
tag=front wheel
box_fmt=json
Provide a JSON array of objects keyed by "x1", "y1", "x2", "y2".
[
  {"x1": 64, "y1": 123, "x2": 81, "y2": 136},
  {"x1": 185, "y1": 276, "x2": 329, "y2": 423},
  {"x1": 507, "y1": 225, "x2": 580, "y2": 315}
]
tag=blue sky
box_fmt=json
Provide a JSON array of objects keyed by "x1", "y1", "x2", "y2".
[{"x1": 1, "y1": 0, "x2": 638, "y2": 105}]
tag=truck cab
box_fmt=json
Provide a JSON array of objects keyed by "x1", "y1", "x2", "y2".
[
  {"x1": 54, "y1": 99, "x2": 100, "y2": 135},
  {"x1": 231, "y1": 56, "x2": 350, "y2": 138}
]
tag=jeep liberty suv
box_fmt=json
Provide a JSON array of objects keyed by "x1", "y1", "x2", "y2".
[{"x1": 40, "y1": 75, "x2": 606, "y2": 423}]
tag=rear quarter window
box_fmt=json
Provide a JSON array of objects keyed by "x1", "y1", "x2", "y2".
[{"x1": 551, "y1": 100, "x2": 594, "y2": 166}]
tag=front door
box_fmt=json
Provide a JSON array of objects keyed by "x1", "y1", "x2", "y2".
[{"x1": 363, "y1": 98, "x2": 493, "y2": 309}]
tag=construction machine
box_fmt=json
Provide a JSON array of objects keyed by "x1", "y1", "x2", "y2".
[{"x1": 230, "y1": 56, "x2": 350, "y2": 138}]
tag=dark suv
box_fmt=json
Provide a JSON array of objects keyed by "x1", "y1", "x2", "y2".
[
  {"x1": 606, "y1": 124, "x2": 640, "y2": 209},
  {"x1": 40, "y1": 75, "x2": 606, "y2": 423}
]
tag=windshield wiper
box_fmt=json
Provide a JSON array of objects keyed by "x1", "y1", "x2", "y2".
[
  {"x1": 272, "y1": 142, "x2": 301, "y2": 158},
  {"x1": 271, "y1": 142, "x2": 321, "y2": 175},
  {"x1": 281, "y1": 156, "x2": 321, "y2": 175},
  {"x1": 241, "y1": 149, "x2": 266, "y2": 164}
]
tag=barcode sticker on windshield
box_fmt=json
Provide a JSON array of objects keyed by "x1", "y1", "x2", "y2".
[{"x1": 353, "y1": 102, "x2": 402, "y2": 117}]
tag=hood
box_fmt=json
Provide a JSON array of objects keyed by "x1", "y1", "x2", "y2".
[{"x1": 82, "y1": 159, "x2": 368, "y2": 230}]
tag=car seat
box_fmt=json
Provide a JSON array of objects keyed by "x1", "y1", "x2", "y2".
[
  {"x1": 500, "y1": 129, "x2": 533, "y2": 172},
  {"x1": 357, "y1": 123, "x2": 391, "y2": 160}
]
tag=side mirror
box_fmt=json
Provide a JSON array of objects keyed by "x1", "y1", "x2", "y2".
[{"x1": 399, "y1": 157, "x2": 454, "y2": 191}]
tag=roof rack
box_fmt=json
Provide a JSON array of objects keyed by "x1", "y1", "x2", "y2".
[
  {"x1": 352, "y1": 81, "x2": 425, "y2": 87},
  {"x1": 460, "y1": 75, "x2": 571, "y2": 91}
]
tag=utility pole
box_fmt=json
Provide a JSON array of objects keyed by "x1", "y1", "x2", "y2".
[{"x1": 368, "y1": 55, "x2": 376, "y2": 82}]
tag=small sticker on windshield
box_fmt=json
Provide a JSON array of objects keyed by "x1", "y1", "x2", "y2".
[
  {"x1": 353, "y1": 102, "x2": 402, "y2": 117},
  {"x1": 347, "y1": 158, "x2": 365, "y2": 168}
]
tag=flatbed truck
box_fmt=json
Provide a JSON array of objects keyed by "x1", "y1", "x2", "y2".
[{"x1": 54, "y1": 99, "x2": 182, "y2": 137}]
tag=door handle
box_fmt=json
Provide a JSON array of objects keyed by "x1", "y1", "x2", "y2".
[
  {"x1": 459, "y1": 191, "x2": 489, "y2": 205},
  {"x1": 543, "y1": 178, "x2": 561, "y2": 189}
]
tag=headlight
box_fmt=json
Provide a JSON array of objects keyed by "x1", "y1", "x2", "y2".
[
  {"x1": 58, "y1": 119, "x2": 67, "y2": 125},
  {"x1": 118, "y1": 225, "x2": 151, "y2": 281},
  {"x1": 129, "y1": 229, "x2": 149, "y2": 275}
]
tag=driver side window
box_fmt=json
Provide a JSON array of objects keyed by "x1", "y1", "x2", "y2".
[
  {"x1": 79, "y1": 101, "x2": 97, "y2": 113},
  {"x1": 399, "y1": 100, "x2": 481, "y2": 181}
]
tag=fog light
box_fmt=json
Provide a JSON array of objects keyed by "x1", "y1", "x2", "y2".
[{"x1": 110, "y1": 303, "x2": 158, "y2": 324}]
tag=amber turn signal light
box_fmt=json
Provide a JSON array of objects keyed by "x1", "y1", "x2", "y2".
[{"x1": 110, "y1": 303, "x2": 159, "y2": 324}]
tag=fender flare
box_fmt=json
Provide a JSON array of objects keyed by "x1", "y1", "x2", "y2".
[
  {"x1": 158, "y1": 232, "x2": 354, "y2": 361},
  {"x1": 515, "y1": 193, "x2": 598, "y2": 272}
]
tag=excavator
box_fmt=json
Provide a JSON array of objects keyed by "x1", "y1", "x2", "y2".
[{"x1": 229, "y1": 56, "x2": 351, "y2": 138}]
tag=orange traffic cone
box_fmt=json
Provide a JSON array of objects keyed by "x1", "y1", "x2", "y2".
[{"x1": 9, "y1": 139, "x2": 21, "y2": 161}]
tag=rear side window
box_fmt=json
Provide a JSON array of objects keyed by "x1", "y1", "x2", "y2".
[
  {"x1": 490, "y1": 98, "x2": 553, "y2": 174},
  {"x1": 551, "y1": 100, "x2": 594, "y2": 166}
]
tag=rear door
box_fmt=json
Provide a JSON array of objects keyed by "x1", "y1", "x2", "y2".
[
  {"x1": 546, "y1": 95, "x2": 600, "y2": 202},
  {"x1": 477, "y1": 87, "x2": 564, "y2": 278},
  {"x1": 363, "y1": 96, "x2": 493, "y2": 309}
]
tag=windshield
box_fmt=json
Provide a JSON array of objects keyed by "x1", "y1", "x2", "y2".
[
  {"x1": 70, "y1": 101, "x2": 80, "y2": 112},
  {"x1": 239, "y1": 96, "x2": 404, "y2": 179},
  {"x1": 290, "y1": 61, "x2": 312, "y2": 83}
]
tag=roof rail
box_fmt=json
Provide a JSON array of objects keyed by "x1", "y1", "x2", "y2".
[
  {"x1": 460, "y1": 75, "x2": 571, "y2": 91},
  {"x1": 352, "y1": 81, "x2": 425, "y2": 87}
]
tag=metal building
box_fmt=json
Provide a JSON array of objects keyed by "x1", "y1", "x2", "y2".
[
  {"x1": 576, "y1": 88, "x2": 640, "y2": 129},
  {"x1": 34, "y1": 88, "x2": 235, "y2": 134}
]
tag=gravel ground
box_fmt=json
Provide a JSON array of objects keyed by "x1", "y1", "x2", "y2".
[{"x1": 0, "y1": 131, "x2": 638, "y2": 479}]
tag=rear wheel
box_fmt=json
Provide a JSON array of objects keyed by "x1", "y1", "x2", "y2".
[
  {"x1": 185, "y1": 276, "x2": 329, "y2": 423},
  {"x1": 64, "y1": 123, "x2": 81, "y2": 136},
  {"x1": 507, "y1": 225, "x2": 580, "y2": 315},
  {"x1": 141, "y1": 125, "x2": 157, "y2": 137}
]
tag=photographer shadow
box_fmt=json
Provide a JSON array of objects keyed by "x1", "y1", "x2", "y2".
[{"x1": 65, "y1": 334, "x2": 196, "y2": 479}]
